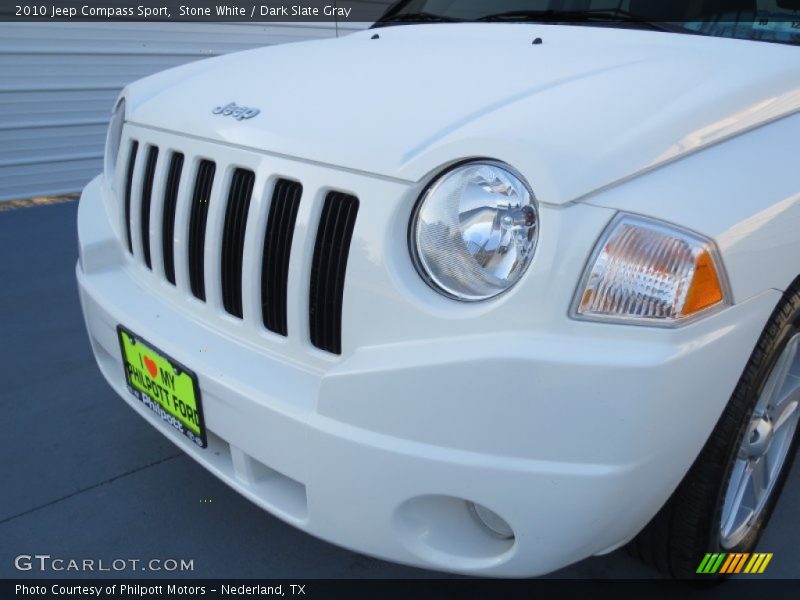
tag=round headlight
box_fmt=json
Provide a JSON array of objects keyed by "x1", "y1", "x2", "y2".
[
  {"x1": 410, "y1": 161, "x2": 539, "y2": 301},
  {"x1": 104, "y1": 98, "x2": 126, "y2": 188}
]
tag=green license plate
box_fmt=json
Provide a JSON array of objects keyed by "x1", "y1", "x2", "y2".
[{"x1": 117, "y1": 326, "x2": 207, "y2": 448}]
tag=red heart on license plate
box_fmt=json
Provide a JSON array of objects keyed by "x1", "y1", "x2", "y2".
[{"x1": 143, "y1": 356, "x2": 158, "y2": 379}]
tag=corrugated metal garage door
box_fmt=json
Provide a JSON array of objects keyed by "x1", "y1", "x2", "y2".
[{"x1": 0, "y1": 22, "x2": 361, "y2": 202}]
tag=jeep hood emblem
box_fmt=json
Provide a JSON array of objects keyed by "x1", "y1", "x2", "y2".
[{"x1": 212, "y1": 102, "x2": 260, "y2": 120}]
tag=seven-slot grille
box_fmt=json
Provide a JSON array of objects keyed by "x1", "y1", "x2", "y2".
[{"x1": 122, "y1": 139, "x2": 358, "y2": 355}]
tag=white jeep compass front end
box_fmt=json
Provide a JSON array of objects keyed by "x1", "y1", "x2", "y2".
[{"x1": 77, "y1": 2, "x2": 800, "y2": 579}]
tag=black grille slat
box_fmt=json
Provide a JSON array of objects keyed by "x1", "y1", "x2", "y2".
[
  {"x1": 227, "y1": 172, "x2": 247, "y2": 313},
  {"x1": 313, "y1": 201, "x2": 337, "y2": 350},
  {"x1": 220, "y1": 173, "x2": 241, "y2": 312},
  {"x1": 309, "y1": 192, "x2": 359, "y2": 354},
  {"x1": 261, "y1": 179, "x2": 302, "y2": 336},
  {"x1": 161, "y1": 152, "x2": 184, "y2": 285},
  {"x1": 263, "y1": 181, "x2": 301, "y2": 335},
  {"x1": 270, "y1": 184, "x2": 293, "y2": 322},
  {"x1": 221, "y1": 169, "x2": 255, "y2": 318},
  {"x1": 188, "y1": 160, "x2": 216, "y2": 301},
  {"x1": 140, "y1": 146, "x2": 159, "y2": 269},
  {"x1": 123, "y1": 141, "x2": 139, "y2": 253},
  {"x1": 330, "y1": 200, "x2": 359, "y2": 347}
]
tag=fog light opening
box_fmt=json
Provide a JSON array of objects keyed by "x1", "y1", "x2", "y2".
[{"x1": 467, "y1": 502, "x2": 515, "y2": 540}]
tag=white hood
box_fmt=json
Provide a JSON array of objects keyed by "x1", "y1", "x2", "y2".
[{"x1": 126, "y1": 24, "x2": 800, "y2": 205}]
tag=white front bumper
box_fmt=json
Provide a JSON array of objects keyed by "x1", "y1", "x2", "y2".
[{"x1": 77, "y1": 169, "x2": 780, "y2": 577}]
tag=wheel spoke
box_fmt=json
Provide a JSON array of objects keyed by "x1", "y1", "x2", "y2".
[
  {"x1": 773, "y1": 397, "x2": 799, "y2": 432},
  {"x1": 751, "y1": 456, "x2": 769, "y2": 507},
  {"x1": 721, "y1": 459, "x2": 752, "y2": 540}
]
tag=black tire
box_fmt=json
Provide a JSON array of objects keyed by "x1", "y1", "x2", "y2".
[{"x1": 628, "y1": 279, "x2": 800, "y2": 579}]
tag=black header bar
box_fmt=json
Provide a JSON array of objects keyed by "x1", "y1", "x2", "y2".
[
  {"x1": 5, "y1": 579, "x2": 800, "y2": 600},
  {"x1": 2, "y1": 1, "x2": 394, "y2": 23}
]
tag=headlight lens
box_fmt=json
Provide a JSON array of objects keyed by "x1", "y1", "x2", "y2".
[
  {"x1": 574, "y1": 215, "x2": 728, "y2": 325},
  {"x1": 104, "y1": 98, "x2": 126, "y2": 188},
  {"x1": 410, "y1": 161, "x2": 539, "y2": 301}
]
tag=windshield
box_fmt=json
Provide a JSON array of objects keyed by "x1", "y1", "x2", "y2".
[{"x1": 374, "y1": 0, "x2": 800, "y2": 46}]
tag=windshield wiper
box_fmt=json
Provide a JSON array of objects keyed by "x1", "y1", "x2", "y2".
[
  {"x1": 373, "y1": 12, "x2": 465, "y2": 28},
  {"x1": 477, "y1": 8, "x2": 678, "y2": 33}
]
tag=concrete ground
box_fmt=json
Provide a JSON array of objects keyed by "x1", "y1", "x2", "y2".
[{"x1": 1, "y1": 200, "x2": 797, "y2": 579}]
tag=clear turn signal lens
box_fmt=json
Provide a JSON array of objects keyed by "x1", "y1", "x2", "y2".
[{"x1": 574, "y1": 215, "x2": 728, "y2": 325}]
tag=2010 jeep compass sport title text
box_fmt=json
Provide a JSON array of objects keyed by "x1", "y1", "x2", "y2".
[{"x1": 77, "y1": 0, "x2": 800, "y2": 578}]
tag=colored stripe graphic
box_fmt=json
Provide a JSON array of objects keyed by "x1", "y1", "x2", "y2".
[
  {"x1": 720, "y1": 554, "x2": 736, "y2": 574},
  {"x1": 697, "y1": 553, "x2": 726, "y2": 574},
  {"x1": 698, "y1": 552, "x2": 772, "y2": 574},
  {"x1": 758, "y1": 554, "x2": 773, "y2": 573},
  {"x1": 697, "y1": 553, "x2": 713, "y2": 573},
  {"x1": 719, "y1": 553, "x2": 749, "y2": 574},
  {"x1": 733, "y1": 553, "x2": 750, "y2": 574},
  {"x1": 744, "y1": 553, "x2": 774, "y2": 574}
]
